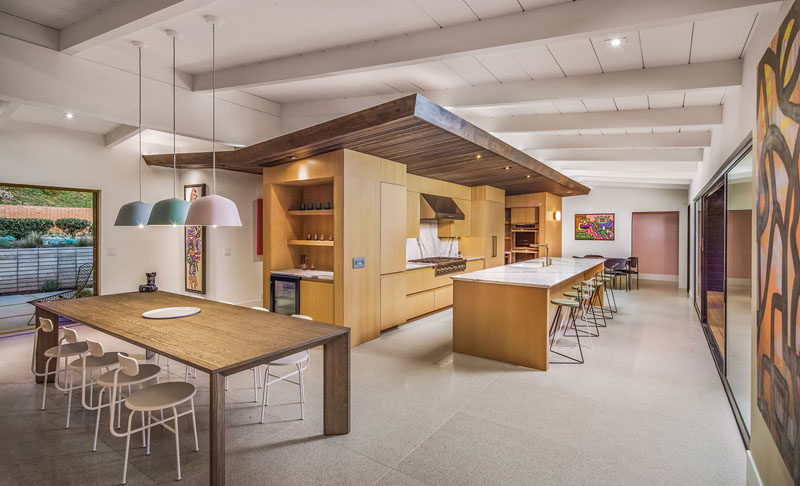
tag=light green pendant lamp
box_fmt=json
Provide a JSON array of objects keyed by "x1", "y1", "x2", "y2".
[
  {"x1": 185, "y1": 16, "x2": 242, "y2": 228},
  {"x1": 148, "y1": 30, "x2": 190, "y2": 227},
  {"x1": 114, "y1": 41, "x2": 153, "y2": 227}
]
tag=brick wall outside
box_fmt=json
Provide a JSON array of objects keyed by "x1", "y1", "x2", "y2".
[{"x1": 0, "y1": 205, "x2": 93, "y2": 233}]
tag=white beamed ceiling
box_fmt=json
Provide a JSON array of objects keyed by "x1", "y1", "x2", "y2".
[{"x1": 0, "y1": 0, "x2": 782, "y2": 189}]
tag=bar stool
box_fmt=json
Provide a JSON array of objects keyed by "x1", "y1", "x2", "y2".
[
  {"x1": 548, "y1": 298, "x2": 583, "y2": 364},
  {"x1": 563, "y1": 287, "x2": 599, "y2": 339},
  {"x1": 597, "y1": 272, "x2": 617, "y2": 314},
  {"x1": 31, "y1": 317, "x2": 88, "y2": 411},
  {"x1": 260, "y1": 314, "x2": 312, "y2": 422},
  {"x1": 107, "y1": 354, "x2": 199, "y2": 484}
]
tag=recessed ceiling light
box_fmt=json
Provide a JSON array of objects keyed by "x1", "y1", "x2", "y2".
[
  {"x1": 504, "y1": 166, "x2": 511, "y2": 171},
  {"x1": 526, "y1": 174, "x2": 531, "y2": 179},
  {"x1": 475, "y1": 154, "x2": 482, "y2": 159},
  {"x1": 289, "y1": 156, "x2": 297, "y2": 160},
  {"x1": 605, "y1": 37, "x2": 626, "y2": 48},
  {"x1": 64, "y1": 112, "x2": 75, "y2": 119}
]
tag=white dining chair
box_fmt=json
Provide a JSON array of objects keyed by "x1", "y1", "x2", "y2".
[
  {"x1": 64, "y1": 330, "x2": 125, "y2": 428},
  {"x1": 85, "y1": 340, "x2": 161, "y2": 452},
  {"x1": 108, "y1": 354, "x2": 199, "y2": 484},
  {"x1": 260, "y1": 314, "x2": 312, "y2": 422},
  {"x1": 31, "y1": 317, "x2": 88, "y2": 411}
]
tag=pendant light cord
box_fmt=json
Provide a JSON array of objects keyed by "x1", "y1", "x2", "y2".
[
  {"x1": 138, "y1": 45, "x2": 143, "y2": 202},
  {"x1": 172, "y1": 35, "x2": 177, "y2": 199},
  {"x1": 211, "y1": 22, "x2": 216, "y2": 196}
]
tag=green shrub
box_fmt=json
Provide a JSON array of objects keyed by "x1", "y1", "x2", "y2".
[
  {"x1": 55, "y1": 218, "x2": 91, "y2": 236},
  {"x1": 0, "y1": 218, "x2": 54, "y2": 239},
  {"x1": 75, "y1": 289, "x2": 94, "y2": 298},
  {"x1": 77, "y1": 235, "x2": 93, "y2": 247},
  {"x1": 41, "y1": 280, "x2": 60, "y2": 292},
  {"x1": 0, "y1": 236, "x2": 13, "y2": 248},
  {"x1": 18, "y1": 232, "x2": 44, "y2": 248},
  {"x1": 0, "y1": 186, "x2": 92, "y2": 208}
]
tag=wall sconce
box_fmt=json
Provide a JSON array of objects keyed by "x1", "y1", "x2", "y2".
[{"x1": 554, "y1": 211, "x2": 562, "y2": 221}]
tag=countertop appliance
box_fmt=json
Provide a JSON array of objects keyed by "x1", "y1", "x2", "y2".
[
  {"x1": 408, "y1": 257, "x2": 467, "y2": 276},
  {"x1": 270, "y1": 273, "x2": 301, "y2": 315}
]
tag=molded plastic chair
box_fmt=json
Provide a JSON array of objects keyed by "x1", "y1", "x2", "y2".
[
  {"x1": 31, "y1": 317, "x2": 88, "y2": 411},
  {"x1": 108, "y1": 354, "x2": 198, "y2": 484},
  {"x1": 65, "y1": 331, "x2": 125, "y2": 428},
  {"x1": 260, "y1": 314, "x2": 312, "y2": 422}
]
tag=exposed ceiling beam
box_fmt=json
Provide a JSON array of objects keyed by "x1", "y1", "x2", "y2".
[
  {"x1": 104, "y1": 124, "x2": 140, "y2": 148},
  {"x1": 193, "y1": 0, "x2": 776, "y2": 91},
  {"x1": 527, "y1": 148, "x2": 704, "y2": 162},
  {"x1": 573, "y1": 175, "x2": 693, "y2": 187},
  {"x1": 278, "y1": 61, "x2": 739, "y2": 118},
  {"x1": 0, "y1": 34, "x2": 278, "y2": 145},
  {"x1": 518, "y1": 132, "x2": 711, "y2": 150},
  {"x1": 59, "y1": 0, "x2": 215, "y2": 54},
  {"x1": 0, "y1": 11, "x2": 57, "y2": 49},
  {"x1": 476, "y1": 106, "x2": 722, "y2": 133},
  {"x1": 0, "y1": 100, "x2": 19, "y2": 128},
  {"x1": 429, "y1": 60, "x2": 741, "y2": 108}
]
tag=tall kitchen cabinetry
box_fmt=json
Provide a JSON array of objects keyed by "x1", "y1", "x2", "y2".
[{"x1": 462, "y1": 185, "x2": 506, "y2": 269}]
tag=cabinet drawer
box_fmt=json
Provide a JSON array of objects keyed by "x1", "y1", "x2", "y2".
[
  {"x1": 465, "y1": 259, "x2": 483, "y2": 272},
  {"x1": 406, "y1": 290, "x2": 435, "y2": 320},
  {"x1": 299, "y1": 280, "x2": 333, "y2": 323},
  {"x1": 434, "y1": 285, "x2": 453, "y2": 309}
]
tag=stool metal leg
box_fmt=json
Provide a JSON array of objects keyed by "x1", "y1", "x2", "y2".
[{"x1": 549, "y1": 306, "x2": 584, "y2": 364}]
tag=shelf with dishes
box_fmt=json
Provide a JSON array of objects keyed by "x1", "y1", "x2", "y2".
[
  {"x1": 288, "y1": 239, "x2": 334, "y2": 247},
  {"x1": 288, "y1": 209, "x2": 333, "y2": 216}
]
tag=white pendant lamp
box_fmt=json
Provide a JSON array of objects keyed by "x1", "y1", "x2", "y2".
[
  {"x1": 114, "y1": 41, "x2": 153, "y2": 227},
  {"x1": 148, "y1": 30, "x2": 190, "y2": 226},
  {"x1": 185, "y1": 16, "x2": 242, "y2": 228}
]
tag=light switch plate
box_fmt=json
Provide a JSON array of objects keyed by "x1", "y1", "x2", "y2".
[
  {"x1": 107, "y1": 248, "x2": 117, "y2": 256},
  {"x1": 353, "y1": 257, "x2": 365, "y2": 269}
]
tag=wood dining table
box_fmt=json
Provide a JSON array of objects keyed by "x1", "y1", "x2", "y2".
[{"x1": 32, "y1": 291, "x2": 350, "y2": 486}]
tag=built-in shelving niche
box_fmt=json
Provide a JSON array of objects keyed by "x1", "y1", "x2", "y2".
[{"x1": 272, "y1": 179, "x2": 335, "y2": 272}]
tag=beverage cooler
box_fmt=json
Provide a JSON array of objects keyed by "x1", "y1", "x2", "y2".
[{"x1": 270, "y1": 274, "x2": 301, "y2": 315}]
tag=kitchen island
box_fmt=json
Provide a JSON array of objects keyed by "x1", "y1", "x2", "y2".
[{"x1": 450, "y1": 257, "x2": 605, "y2": 370}]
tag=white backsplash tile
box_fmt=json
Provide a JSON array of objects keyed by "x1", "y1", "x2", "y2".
[{"x1": 407, "y1": 222, "x2": 459, "y2": 260}]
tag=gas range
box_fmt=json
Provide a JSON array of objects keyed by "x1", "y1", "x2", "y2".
[{"x1": 408, "y1": 257, "x2": 467, "y2": 276}]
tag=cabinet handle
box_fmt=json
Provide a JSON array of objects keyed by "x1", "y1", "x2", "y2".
[{"x1": 492, "y1": 235, "x2": 497, "y2": 258}]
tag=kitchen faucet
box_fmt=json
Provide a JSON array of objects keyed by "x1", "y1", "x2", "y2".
[{"x1": 529, "y1": 243, "x2": 551, "y2": 267}]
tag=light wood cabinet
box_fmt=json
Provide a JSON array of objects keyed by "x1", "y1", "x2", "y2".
[
  {"x1": 434, "y1": 285, "x2": 453, "y2": 309},
  {"x1": 381, "y1": 182, "x2": 407, "y2": 274},
  {"x1": 406, "y1": 290, "x2": 435, "y2": 320},
  {"x1": 407, "y1": 191, "x2": 420, "y2": 238},
  {"x1": 438, "y1": 198, "x2": 471, "y2": 237},
  {"x1": 299, "y1": 280, "x2": 334, "y2": 323},
  {"x1": 380, "y1": 273, "x2": 406, "y2": 330},
  {"x1": 510, "y1": 207, "x2": 538, "y2": 224}
]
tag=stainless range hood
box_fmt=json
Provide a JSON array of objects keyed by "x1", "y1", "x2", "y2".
[{"x1": 420, "y1": 193, "x2": 465, "y2": 221}]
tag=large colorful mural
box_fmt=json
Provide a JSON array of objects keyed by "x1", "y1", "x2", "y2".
[
  {"x1": 184, "y1": 184, "x2": 206, "y2": 294},
  {"x1": 756, "y1": 1, "x2": 800, "y2": 481},
  {"x1": 574, "y1": 213, "x2": 615, "y2": 241}
]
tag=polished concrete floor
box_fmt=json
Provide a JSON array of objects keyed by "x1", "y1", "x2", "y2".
[{"x1": 0, "y1": 281, "x2": 746, "y2": 485}]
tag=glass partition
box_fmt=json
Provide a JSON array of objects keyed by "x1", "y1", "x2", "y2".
[{"x1": 726, "y1": 150, "x2": 753, "y2": 431}]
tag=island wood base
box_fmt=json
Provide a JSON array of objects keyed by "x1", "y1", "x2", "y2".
[{"x1": 452, "y1": 262, "x2": 604, "y2": 370}]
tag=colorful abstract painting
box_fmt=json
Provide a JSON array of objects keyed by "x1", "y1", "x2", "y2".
[
  {"x1": 756, "y1": 2, "x2": 800, "y2": 481},
  {"x1": 184, "y1": 184, "x2": 206, "y2": 294},
  {"x1": 575, "y1": 213, "x2": 614, "y2": 241}
]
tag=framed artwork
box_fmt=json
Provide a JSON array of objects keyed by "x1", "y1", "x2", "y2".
[
  {"x1": 257, "y1": 198, "x2": 263, "y2": 256},
  {"x1": 574, "y1": 213, "x2": 615, "y2": 241},
  {"x1": 756, "y1": 1, "x2": 800, "y2": 481},
  {"x1": 184, "y1": 184, "x2": 206, "y2": 294}
]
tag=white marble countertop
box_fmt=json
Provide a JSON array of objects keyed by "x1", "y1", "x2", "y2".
[
  {"x1": 450, "y1": 257, "x2": 605, "y2": 289},
  {"x1": 270, "y1": 269, "x2": 334, "y2": 281},
  {"x1": 405, "y1": 256, "x2": 484, "y2": 271}
]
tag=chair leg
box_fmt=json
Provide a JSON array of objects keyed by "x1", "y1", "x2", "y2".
[
  {"x1": 260, "y1": 366, "x2": 269, "y2": 424},
  {"x1": 173, "y1": 406, "x2": 182, "y2": 481},
  {"x1": 117, "y1": 388, "x2": 122, "y2": 429},
  {"x1": 122, "y1": 412, "x2": 135, "y2": 485},
  {"x1": 298, "y1": 364, "x2": 305, "y2": 420},
  {"x1": 146, "y1": 412, "x2": 151, "y2": 455},
  {"x1": 141, "y1": 411, "x2": 146, "y2": 447},
  {"x1": 41, "y1": 357, "x2": 53, "y2": 410},
  {"x1": 65, "y1": 372, "x2": 73, "y2": 429},
  {"x1": 190, "y1": 398, "x2": 199, "y2": 452},
  {"x1": 92, "y1": 387, "x2": 104, "y2": 452},
  {"x1": 252, "y1": 367, "x2": 258, "y2": 402}
]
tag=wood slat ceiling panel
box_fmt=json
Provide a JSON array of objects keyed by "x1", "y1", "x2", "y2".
[{"x1": 143, "y1": 94, "x2": 589, "y2": 196}]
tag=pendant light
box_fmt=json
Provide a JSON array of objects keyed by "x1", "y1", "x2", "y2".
[
  {"x1": 184, "y1": 16, "x2": 242, "y2": 227},
  {"x1": 148, "y1": 29, "x2": 191, "y2": 226},
  {"x1": 114, "y1": 41, "x2": 153, "y2": 227}
]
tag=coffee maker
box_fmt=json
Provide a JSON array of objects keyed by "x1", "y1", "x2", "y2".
[{"x1": 139, "y1": 272, "x2": 158, "y2": 292}]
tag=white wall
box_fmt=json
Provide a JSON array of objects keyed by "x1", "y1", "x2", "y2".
[
  {"x1": 562, "y1": 187, "x2": 689, "y2": 288},
  {"x1": 0, "y1": 120, "x2": 263, "y2": 305}
]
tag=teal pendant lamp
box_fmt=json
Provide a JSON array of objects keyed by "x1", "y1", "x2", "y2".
[
  {"x1": 148, "y1": 30, "x2": 190, "y2": 227},
  {"x1": 185, "y1": 16, "x2": 242, "y2": 228},
  {"x1": 114, "y1": 41, "x2": 153, "y2": 227}
]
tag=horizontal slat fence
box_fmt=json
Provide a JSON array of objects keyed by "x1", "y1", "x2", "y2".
[{"x1": 0, "y1": 248, "x2": 93, "y2": 294}]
